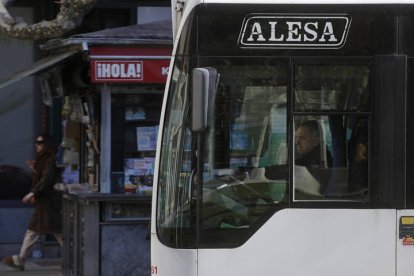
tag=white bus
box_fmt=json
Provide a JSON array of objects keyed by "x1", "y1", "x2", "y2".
[{"x1": 151, "y1": 1, "x2": 414, "y2": 275}]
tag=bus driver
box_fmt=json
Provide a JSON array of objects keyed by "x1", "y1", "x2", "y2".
[
  {"x1": 294, "y1": 119, "x2": 333, "y2": 197},
  {"x1": 295, "y1": 119, "x2": 332, "y2": 168}
]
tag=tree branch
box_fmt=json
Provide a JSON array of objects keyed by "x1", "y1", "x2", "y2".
[{"x1": 0, "y1": 0, "x2": 97, "y2": 40}]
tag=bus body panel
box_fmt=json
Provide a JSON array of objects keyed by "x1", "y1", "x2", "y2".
[
  {"x1": 198, "y1": 209, "x2": 396, "y2": 276},
  {"x1": 151, "y1": 209, "x2": 414, "y2": 275},
  {"x1": 151, "y1": 235, "x2": 197, "y2": 276}
]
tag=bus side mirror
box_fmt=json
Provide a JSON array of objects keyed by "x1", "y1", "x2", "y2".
[{"x1": 192, "y1": 67, "x2": 219, "y2": 132}]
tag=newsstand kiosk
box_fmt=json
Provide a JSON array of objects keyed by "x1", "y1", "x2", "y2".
[{"x1": 39, "y1": 22, "x2": 172, "y2": 275}]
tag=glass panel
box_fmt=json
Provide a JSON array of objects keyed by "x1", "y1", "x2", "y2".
[
  {"x1": 157, "y1": 57, "x2": 372, "y2": 248},
  {"x1": 157, "y1": 57, "x2": 289, "y2": 248},
  {"x1": 198, "y1": 57, "x2": 289, "y2": 246},
  {"x1": 156, "y1": 57, "x2": 196, "y2": 247},
  {"x1": 294, "y1": 115, "x2": 369, "y2": 200},
  {"x1": 111, "y1": 94, "x2": 162, "y2": 194},
  {"x1": 294, "y1": 65, "x2": 370, "y2": 111}
]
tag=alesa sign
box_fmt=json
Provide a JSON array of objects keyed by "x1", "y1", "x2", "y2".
[{"x1": 238, "y1": 14, "x2": 351, "y2": 48}]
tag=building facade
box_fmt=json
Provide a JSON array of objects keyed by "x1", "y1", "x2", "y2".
[{"x1": 0, "y1": 1, "x2": 171, "y2": 272}]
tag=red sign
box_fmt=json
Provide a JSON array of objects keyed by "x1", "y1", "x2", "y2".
[
  {"x1": 89, "y1": 47, "x2": 171, "y2": 84},
  {"x1": 90, "y1": 59, "x2": 170, "y2": 83}
]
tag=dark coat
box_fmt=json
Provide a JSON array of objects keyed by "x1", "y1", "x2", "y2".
[
  {"x1": 296, "y1": 144, "x2": 333, "y2": 195},
  {"x1": 27, "y1": 152, "x2": 62, "y2": 234}
]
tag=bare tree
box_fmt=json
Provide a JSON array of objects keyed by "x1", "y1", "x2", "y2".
[{"x1": 0, "y1": 0, "x2": 96, "y2": 40}]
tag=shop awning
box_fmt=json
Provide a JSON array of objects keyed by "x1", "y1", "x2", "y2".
[{"x1": 0, "y1": 49, "x2": 80, "y2": 91}]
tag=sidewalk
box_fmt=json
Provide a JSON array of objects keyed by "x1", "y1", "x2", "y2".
[{"x1": 0, "y1": 258, "x2": 62, "y2": 276}]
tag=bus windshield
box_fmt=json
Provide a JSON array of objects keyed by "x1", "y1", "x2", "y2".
[{"x1": 157, "y1": 56, "x2": 370, "y2": 248}]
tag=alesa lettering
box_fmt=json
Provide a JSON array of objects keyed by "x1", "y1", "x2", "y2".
[
  {"x1": 247, "y1": 21, "x2": 337, "y2": 43},
  {"x1": 238, "y1": 15, "x2": 351, "y2": 48}
]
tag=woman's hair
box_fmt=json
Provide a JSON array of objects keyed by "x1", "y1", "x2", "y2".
[{"x1": 37, "y1": 133, "x2": 56, "y2": 155}]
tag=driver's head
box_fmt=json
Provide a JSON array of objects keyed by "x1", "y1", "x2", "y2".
[{"x1": 295, "y1": 120, "x2": 320, "y2": 156}]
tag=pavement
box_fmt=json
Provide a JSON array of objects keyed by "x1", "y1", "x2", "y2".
[{"x1": 0, "y1": 258, "x2": 62, "y2": 276}]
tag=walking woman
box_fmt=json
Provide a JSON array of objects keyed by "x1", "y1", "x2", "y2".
[{"x1": 2, "y1": 133, "x2": 63, "y2": 271}]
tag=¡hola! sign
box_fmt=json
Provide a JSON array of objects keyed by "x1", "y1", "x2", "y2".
[
  {"x1": 89, "y1": 47, "x2": 171, "y2": 84},
  {"x1": 96, "y1": 61, "x2": 143, "y2": 80},
  {"x1": 90, "y1": 60, "x2": 170, "y2": 83}
]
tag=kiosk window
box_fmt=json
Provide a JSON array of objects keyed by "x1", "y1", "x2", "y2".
[{"x1": 293, "y1": 64, "x2": 370, "y2": 201}]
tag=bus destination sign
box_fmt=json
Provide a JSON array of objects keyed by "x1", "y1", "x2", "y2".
[{"x1": 238, "y1": 14, "x2": 351, "y2": 49}]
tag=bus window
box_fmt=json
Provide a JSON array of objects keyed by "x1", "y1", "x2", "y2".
[
  {"x1": 157, "y1": 56, "x2": 290, "y2": 248},
  {"x1": 294, "y1": 64, "x2": 370, "y2": 111},
  {"x1": 197, "y1": 57, "x2": 289, "y2": 246},
  {"x1": 156, "y1": 57, "x2": 197, "y2": 247},
  {"x1": 293, "y1": 64, "x2": 370, "y2": 201}
]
